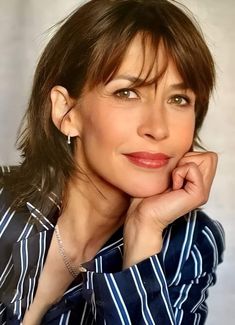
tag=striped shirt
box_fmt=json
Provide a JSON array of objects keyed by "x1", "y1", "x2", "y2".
[{"x1": 0, "y1": 167, "x2": 225, "y2": 324}]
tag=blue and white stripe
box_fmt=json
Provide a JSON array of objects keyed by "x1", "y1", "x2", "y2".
[{"x1": 0, "y1": 172, "x2": 225, "y2": 324}]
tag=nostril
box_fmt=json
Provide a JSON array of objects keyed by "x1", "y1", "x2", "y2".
[{"x1": 144, "y1": 133, "x2": 156, "y2": 139}]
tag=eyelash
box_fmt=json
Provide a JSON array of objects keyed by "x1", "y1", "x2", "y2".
[
  {"x1": 168, "y1": 95, "x2": 191, "y2": 106},
  {"x1": 113, "y1": 88, "x2": 139, "y2": 100},
  {"x1": 113, "y1": 89, "x2": 192, "y2": 107}
]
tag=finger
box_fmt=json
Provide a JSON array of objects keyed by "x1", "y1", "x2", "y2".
[
  {"x1": 172, "y1": 168, "x2": 185, "y2": 190},
  {"x1": 177, "y1": 151, "x2": 218, "y2": 191},
  {"x1": 172, "y1": 162, "x2": 204, "y2": 194},
  {"x1": 178, "y1": 151, "x2": 218, "y2": 168}
]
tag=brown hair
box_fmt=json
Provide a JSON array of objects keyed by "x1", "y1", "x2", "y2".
[{"x1": 3, "y1": 0, "x2": 215, "y2": 216}]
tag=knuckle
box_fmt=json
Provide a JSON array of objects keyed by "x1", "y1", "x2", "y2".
[
  {"x1": 199, "y1": 190, "x2": 209, "y2": 205},
  {"x1": 172, "y1": 167, "x2": 180, "y2": 176},
  {"x1": 206, "y1": 151, "x2": 218, "y2": 163},
  {"x1": 187, "y1": 162, "x2": 198, "y2": 169}
]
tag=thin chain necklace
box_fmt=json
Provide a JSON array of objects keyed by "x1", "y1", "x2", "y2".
[{"x1": 54, "y1": 224, "x2": 79, "y2": 278}]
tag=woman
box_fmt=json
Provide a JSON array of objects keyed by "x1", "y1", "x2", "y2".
[{"x1": 0, "y1": 0, "x2": 224, "y2": 324}]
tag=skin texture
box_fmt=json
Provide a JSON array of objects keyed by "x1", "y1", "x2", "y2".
[
  {"x1": 70, "y1": 36, "x2": 196, "y2": 198},
  {"x1": 51, "y1": 34, "x2": 217, "y2": 267},
  {"x1": 22, "y1": 34, "x2": 217, "y2": 325}
]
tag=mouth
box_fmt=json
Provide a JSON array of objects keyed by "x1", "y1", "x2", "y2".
[{"x1": 123, "y1": 152, "x2": 171, "y2": 169}]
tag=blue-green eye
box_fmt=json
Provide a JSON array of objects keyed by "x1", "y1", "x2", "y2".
[
  {"x1": 114, "y1": 88, "x2": 139, "y2": 99},
  {"x1": 168, "y1": 95, "x2": 190, "y2": 106}
]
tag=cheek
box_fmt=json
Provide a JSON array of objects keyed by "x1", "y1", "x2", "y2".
[
  {"x1": 173, "y1": 115, "x2": 195, "y2": 153},
  {"x1": 82, "y1": 106, "x2": 132, "y2": 148},
  {"x1": 80, "y1": 112, "x2": 122, "y2": 154}
]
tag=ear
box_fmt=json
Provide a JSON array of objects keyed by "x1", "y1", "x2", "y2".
[{"x1": 50, "y1": 86, "x2": 81, "y2": 137}]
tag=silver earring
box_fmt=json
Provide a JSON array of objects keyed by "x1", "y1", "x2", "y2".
[{"x1": 67, "y1": 135, "x2": 71, "y2": 144}]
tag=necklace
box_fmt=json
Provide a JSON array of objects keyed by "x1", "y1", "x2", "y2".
[{"x1": 54, "y1": 224, "x2": 79, "y2": 278}]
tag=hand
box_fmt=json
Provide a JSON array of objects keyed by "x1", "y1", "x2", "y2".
[{"x1": 122, "y1": 151, "x2": 218, "y2": 268}]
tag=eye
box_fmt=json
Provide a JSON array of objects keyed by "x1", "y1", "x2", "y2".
[
  {"x1": 168, "y1": 95, "x2": 190, "y2": 106},
  {"x1": 114, "y1": 88, "x2": 139, "y2": 100}
]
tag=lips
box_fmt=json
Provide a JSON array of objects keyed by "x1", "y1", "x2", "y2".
[{"x1": 123, "y1": 152, "x2": 171, "y2": 169}]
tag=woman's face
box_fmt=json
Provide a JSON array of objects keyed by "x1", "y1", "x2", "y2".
[{"x1": 74, "y1": 35, "x2": 196, "y2": 197}]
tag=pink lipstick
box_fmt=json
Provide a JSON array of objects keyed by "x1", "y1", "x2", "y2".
[{"x1": 124, "y1": 152, "x2": 170, "y2": 169}]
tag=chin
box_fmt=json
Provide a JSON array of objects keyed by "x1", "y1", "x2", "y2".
[
  {"x1": 124, "y1": 182, "x2": 170, "y2": 198},
  {"x1": 110, "y1": 171, "x2": 171, "y2": 198}
]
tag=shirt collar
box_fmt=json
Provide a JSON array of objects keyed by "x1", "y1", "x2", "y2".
[{"x1": 26, "y1": 189, "x2": 61, "y2": 231}]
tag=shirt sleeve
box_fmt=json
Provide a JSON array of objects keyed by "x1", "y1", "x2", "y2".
[{"x1": 80, "y1": 210, "x2": 225, "y2": 325}]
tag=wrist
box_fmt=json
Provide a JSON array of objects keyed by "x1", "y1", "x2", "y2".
[{"x1": 123, "y1": 227, "x2": 163, "y2": 269}]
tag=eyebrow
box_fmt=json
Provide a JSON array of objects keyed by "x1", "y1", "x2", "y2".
[
  {"x1": 109, "y1": 75, "x2": 191, "y2": 91},
  {"x1": 169, "y1": 82, "x2": 190, "y2": 91},
  {"x1": 108, "y1": 74, "x2": 143, "y2": 83}
]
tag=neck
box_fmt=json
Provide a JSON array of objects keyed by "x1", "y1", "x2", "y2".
[{"x1": 58, "y1": 172, "x2": 130, "y2": 262}]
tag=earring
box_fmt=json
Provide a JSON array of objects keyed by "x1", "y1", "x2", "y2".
[{"x1": 67, "y1": 135, "x2": 71, "y2": 145}]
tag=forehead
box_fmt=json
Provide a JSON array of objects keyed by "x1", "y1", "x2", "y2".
[{"x1": 114, "y1": 33, "x2": 183, "y2": 85}]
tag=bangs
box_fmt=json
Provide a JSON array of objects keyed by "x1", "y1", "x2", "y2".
[
  {"x1": 83, "y1": 0, "x2": 214, "y2": 111},
  {"x1": 87, "y1": 31, "x2": 170, "y2": 90},
  {"x1": 86, "y1": 28, "x2": 212, "y2": 100},
  {"x1": 54, "y1": 0, "x2": 215, "y2": 135}
]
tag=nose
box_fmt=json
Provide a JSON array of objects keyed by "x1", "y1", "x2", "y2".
[{"x1": 137, "y1": 104, "x2": 169, "y2": 141}]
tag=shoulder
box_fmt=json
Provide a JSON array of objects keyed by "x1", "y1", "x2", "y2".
[
  {"x1": 165, "y1": 209, "x2": 225, "y2": 259},
  {"x1": 162, "y1": 210, "x2": 225, "y2": 284},
  {"x1": 175, "y1": 210, "x2": 224, "y2": 253},
  {"x1": 0, "y1": 166, "x2": 37, "y2": 262},
  {"x1": 0, "y1": 165, "x2": 18, "y2": 181},
  {"x1": 0, "y1": 166, "x2": 22, "y2": 224},
  {"x1": 0, "y1": 185, "x2": 30, "y2": 249},
  {"x1": 193, "y1": 209, "x2": 225, "y2": 261},
  {"x1": 0, "y1": 183, "x2": 31, "y2": 282}
]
